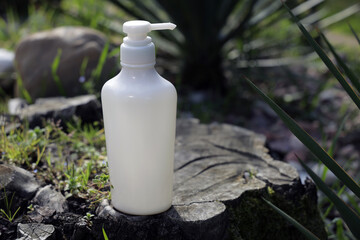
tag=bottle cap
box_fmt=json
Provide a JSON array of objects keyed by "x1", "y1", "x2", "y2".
[
  {"x1": 121, "y1": 20, "x2": 176, "y2": 67},
  {"x1": 123, "y1": 20, "x2": 176, "y2": 41}
]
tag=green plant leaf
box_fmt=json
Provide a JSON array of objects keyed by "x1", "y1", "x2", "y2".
[
  {"x1": 348, "y1": 23, "x2": 360, "y2": 45},
  {"x1": 243, "y1": 76, "x2": 360, "y2": 199},
  {"x1": 16, "y1": 75, "x2": 32, "y2": 104},
  {"x1": 0, "y1": 209, "x2": 10, "y2": 221},
  {"x1": 51, "y1": 49, "x2": 66, "y2": 96},
  {"x1": 345, "y1": 192, "x2": 360, "y2": 213},
  {"x1": 11, "y1": 207, "x2": 21, "y2": 222},
  {"x1": 297, "y1": 156, "x2": 360, "y2": 239},
  {"x1": 92, "y1": 42, "x2": 109, "y2": 84},
  {"x1": 283, "y1": 2, "x2": 360, "y2": 110},
  {"x1": 220, "y1": 0, "x2": 259, "y2": 46},
  {"x1": 107, "y1": 0, "x2": 143, "y2": 20},
  {"x1": 328, "y1": 113, "x2": 348, "y2": 157},
  {"x1": 130, "y1": 0, "x2": 162, "y2": 23},
  {"x1": 319, "y1": 31, "x2": 360, "y2": 93},
  {"x1": 262, "y1": 198, "x2": 320, "y2": 240},
  {"x1": 323, "y1": 185, "x2": 346, "y2": 218},
  {"x1": 102, "y1": 225, "x2": 109, "y2": 240},
  {"x1": 333, "y1": 218, "x2": 346, "y2": 240},
  {"x1": 317, "y1": 3, "x2": 360, "y2": 29}
]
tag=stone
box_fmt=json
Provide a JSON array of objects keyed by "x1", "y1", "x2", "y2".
[
  {"x1": 28, "y1": 185, "x2": 69, "y2": 223},
  {"x1": 0, "y1": 164, "x2": 40, "y2": 200},
  {"x1": 17, "y1": 223, "x2": 55, "y2": 240},
  {"x1": 28, "y1": 205, "x2": 57, "y2": 223},
  {"x1": 92, "y1": 118, "x2": 326, "y2": 240},
  {"x1": 15, "y1": 26, "x2": 119, "y2": 99},
  {"x1": 12, "y1": 94, "x2": 101, "y2": 128},
  {"x1": 0, "y1": 164, "x2": 40, "y2": 225},
  {"x1": 8, "y1": 98, "x2": 28, "y2": 115},
  {"x1": 0, "y1": 48, "x2": 15, "y2": 94},
  {"x1": 32, "y1": 185, "x2": 68, "y2": 214}
]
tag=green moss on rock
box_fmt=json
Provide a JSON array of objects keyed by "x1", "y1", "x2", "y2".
[{"x1": 227, "y1": 179, "x2": 327, "y2": 240}]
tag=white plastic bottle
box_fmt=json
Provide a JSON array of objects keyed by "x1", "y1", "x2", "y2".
[{"x1": 101, "y1": 20, "x2": 177, "y2": 215}]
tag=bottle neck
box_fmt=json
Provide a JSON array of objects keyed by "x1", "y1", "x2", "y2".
[
  {"x1": 119, "y1": 65, "x2": 158, "y2": 82},
  {"x1": 121, "y1": 64, "x2": 155, "y2": 72},
  {"x1": 120, "y1": 36, "x2": 156, "y2": 68},
  {"x1": 121, "y1": 62, "x2": 155, "y2": 68}
]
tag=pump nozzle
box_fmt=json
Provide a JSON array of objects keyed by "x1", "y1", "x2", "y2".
[
  {"x1": 123, "y1": 20, "x2": 176, "y2": 41},
  {"x1": 150, "y1": 23, "x2": 176, "y2": 31}
]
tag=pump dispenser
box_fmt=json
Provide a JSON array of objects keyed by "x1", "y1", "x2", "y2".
[
  {"x1": 121, "y1": 21, "x2": 176, "y2": 67},
  {"x1": 101, "y1": 20, "x2": 177, "y2": 215}
]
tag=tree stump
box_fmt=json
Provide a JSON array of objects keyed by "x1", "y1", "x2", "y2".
[{"x1": 93, "y1": 118, "x2": 326, "y2": 240}]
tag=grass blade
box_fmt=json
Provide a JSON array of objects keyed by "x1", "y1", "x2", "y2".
[
  {"x1": 102, "y1": 225, "x2": 109, "y2": 240},
  {"x1": 323, "y1": 185, "x2": 346, "y2": 218},
  {"x1": 15, "y1": 74, "x2": 32, "y2": 104},
  {"x1": 11, "y1": 207, "x2": 21, "y2": 222},
  {"x1": 107, "y1": 0, "x2": 144, "y2": 21},
  {"x1": 0, "y1": 209, "x2": 10, "y2": 220},
  {"x1": 297, "y1": 157, "x2": 360, "y2": 239},
  {"x1": 345, "y1": 192, "x2": 360, "y2": 213},
  {"x1": 348, "y1": 23, "x2": 360, "y2": 45},
  {"x1": 243, "y1": 76, "x2": 360, "y2": 199},
  {"x1": 51, "y1": 49, "x2": 66, "y2": 96},
  {"x1": 328, "y1": 113, "x2": 348, "y2": 157},
  {"x1": 291, "y1": 0, "x2": 324, "y2": 16},
  {"x1": 262, "y1": 198, "x2": 320, "y2": 240},
  {"x1": 283, "y1": 2, "x2": 360, "y2": 110},
  {"x1": 91, "y1": 42, "x2": 109, "y2": 86},
  {"x1": 318, "y1": 3, "x2": 360, "y2": 29},
  {"x1": 319, "y1": 31, "x2": 360, "y2": 93}
]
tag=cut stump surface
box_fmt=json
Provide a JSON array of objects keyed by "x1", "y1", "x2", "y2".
[{"x1": 94, "y1": 118, "x2": 326, "y2": 240}]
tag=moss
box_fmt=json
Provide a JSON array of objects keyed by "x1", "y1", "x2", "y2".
[{"x1": 227, "y1": 179, "x2": 327, "y2": 240}]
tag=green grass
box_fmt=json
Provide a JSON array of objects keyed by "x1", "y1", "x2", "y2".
[
  {"x1": 102, "y1": 225, "x2": 109, "y2": 240},
  {"x1": 0, "y1": 0, "x2": 122, "y2": 51},
  {"x1": 0, "y1": 5, "x2": 58, "y2": 50},
  {"x1": 0, "y1": 99, "x2": 8, "y2": 113},
  {"x1": 51, "y1": 49, "x2": 66, "y2": 96},
  {"x1": 0, "y1": 189, "x2": 21, "y2": 223},
  {"x1": 0, "y1": 119, "x2": 110, "y2": 209},
  {"x1": 243, "y1": 3, "x2": 360, "y2": 239}
]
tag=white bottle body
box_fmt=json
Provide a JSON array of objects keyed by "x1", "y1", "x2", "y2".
[{"x1": 101, "y1": 66, "x2": 177, "y2": 215}]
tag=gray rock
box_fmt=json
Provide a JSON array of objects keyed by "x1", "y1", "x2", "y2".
[
  {"x1": 0, "y1": 48, "x2": 15, "y2": 93},
  {"x1": 8, "y1": 98, "x2": 28, "y2": 115},
  {"x1": 13, "y1": 94, "x2": 101, "y2": 127},
  {"x1": 28, "y1": 205, "x2": 56, "y2": 223},
  {"x1": 17, "y1": 223, "x2": 55, "y2": 240},
  {"x1": 0, "y1": 164, "x2": 40, "y2": 224},
  {"x1": 15, "y1": 26, "x2": 119, "y2": 99},
  {"x1": 32, "y1": 185, "x2": 68, "y2": 214},
  {"x1": 0, "y1": 164, "x2": 40, "y2": 199},
  {"x1": 92, "y1": 119, "x2": 326, "y2": 240}
]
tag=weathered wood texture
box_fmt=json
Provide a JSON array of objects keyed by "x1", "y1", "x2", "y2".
[{"x1": 94, "y1": 118, "x2": 326, "y2": 240}]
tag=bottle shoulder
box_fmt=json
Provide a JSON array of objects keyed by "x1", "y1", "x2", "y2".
[
  {"x1": 101, "y1": 70, "x2": 177, "y2": 100},
  {"x1": 101, "y1": 74, "x2": 120, "y2": 96}
]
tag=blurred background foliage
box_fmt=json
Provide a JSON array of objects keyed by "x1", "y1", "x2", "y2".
[
  {"x1": 0, "y1": 0, "x2": 359, "y2": 124},
  {"x1": 0, "y1": 0, "x2": 359, "y2": 93}
]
